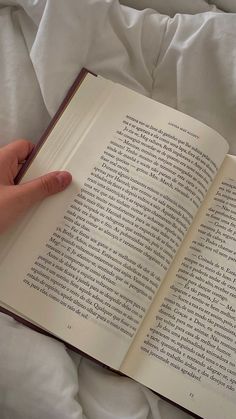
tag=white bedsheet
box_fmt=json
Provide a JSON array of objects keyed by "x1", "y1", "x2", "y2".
[{"x1": 0, "y1": 1, "x2": 236, "y2": 418}]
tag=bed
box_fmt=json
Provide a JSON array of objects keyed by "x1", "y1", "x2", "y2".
[{"x1": 0, "y1": 1, "x2": 235, "y2": 418}]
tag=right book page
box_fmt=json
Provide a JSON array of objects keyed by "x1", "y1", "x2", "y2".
[{"x1": 121, "y1": 155, "x2": 236, "y2": 419}]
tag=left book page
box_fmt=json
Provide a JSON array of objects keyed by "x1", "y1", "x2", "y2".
[
  {"x1": 0, "y1": 72, "x2": 228, "y2": 371},
  {"x1": 0, "y1": 73, "x2": 131, "y2": 369}
]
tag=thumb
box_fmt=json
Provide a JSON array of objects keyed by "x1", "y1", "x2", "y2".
[{"x1": 16, "y1": 171, "x2": 72, "y2": 210}]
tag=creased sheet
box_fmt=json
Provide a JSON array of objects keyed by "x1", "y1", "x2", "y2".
[{"x1": 0, "y1": 1, "x2": 235, "y2": 418}]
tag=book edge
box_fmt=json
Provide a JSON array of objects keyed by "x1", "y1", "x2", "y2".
[{"x1": 14, "y1": 68, "x2": 95, "y2": 184}]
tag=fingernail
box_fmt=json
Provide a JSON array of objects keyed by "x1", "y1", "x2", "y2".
[{"x1": 56, "y1": 172, "x2": 72, "y2": 189}]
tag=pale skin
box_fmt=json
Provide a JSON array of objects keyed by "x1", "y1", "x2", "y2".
[{"x1": 0, "y1": 139, "x2": 72, "y2": 233}]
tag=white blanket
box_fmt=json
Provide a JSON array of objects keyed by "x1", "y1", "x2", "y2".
[{"x1": 0, "y1": 1, "x2": 236, "y2": 418}]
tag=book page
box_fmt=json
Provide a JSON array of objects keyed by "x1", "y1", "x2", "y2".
[
  {"x1": 122, "y1": 155, "x2": 236, "y2": 419},
  {"x1": 0, "y1": 73, "x2": 228, "y2": 370}
]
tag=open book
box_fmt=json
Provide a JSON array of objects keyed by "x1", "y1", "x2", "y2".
[{"x1": 0, "y1": 69, "x2": 235, "y2": 419}]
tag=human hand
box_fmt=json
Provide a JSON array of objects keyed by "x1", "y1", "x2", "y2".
[{"x1": 0, "y1": 140, "x2": 72, "y2": 233}]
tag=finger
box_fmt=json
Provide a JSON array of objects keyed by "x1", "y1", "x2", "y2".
[
  {"x1": 0, "y1": 139, "x2": 34, "y2": 166},
  {"x1": 0, "y1": 140, "x2": 34, "y2": 184},
  {"x1": 14, "y1": 171, "x2": 72, "y2": 211}
]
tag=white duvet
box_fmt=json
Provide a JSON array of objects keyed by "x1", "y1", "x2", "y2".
[{"x1": 0, "y1": 1, "x2": 236, "y2": 418}]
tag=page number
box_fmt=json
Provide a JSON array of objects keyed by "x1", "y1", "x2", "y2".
[
  {"x1": 189, "y1": 393, "x2": 194, "y2": 398},
  {"x1": 67, "y1": 324, "x2": 72, "y2": 330}
]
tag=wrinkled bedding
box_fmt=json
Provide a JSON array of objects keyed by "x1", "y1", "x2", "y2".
[{"x1": 0, "y1": 1, "x2": 236, "y2": 418}]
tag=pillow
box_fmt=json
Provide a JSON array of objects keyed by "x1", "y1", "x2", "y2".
[{"x1": 0, "y1": 313, "x2": 84, "y2": 419}]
